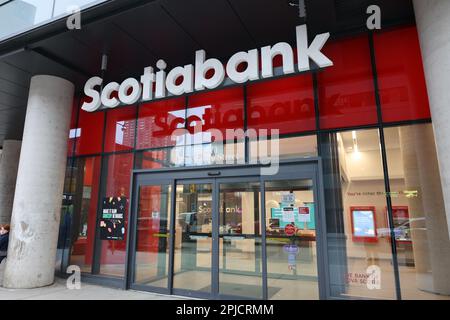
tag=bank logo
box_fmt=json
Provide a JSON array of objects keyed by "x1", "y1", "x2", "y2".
[{"x1": 81, "y1": 24, "x2": 333, "y2": 112}]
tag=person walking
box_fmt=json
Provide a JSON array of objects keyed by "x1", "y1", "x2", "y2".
[{"x1": 0, "y1": 224, "x2": 10, "y2": 263}]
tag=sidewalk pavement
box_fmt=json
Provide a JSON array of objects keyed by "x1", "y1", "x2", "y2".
[{"x1": 0, "y1": 261, "x2": 186, "y2": 300}]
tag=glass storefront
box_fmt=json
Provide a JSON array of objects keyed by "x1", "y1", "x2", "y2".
[{"x1": 56, "y1": 25, "x2": 450, "y2": 300}]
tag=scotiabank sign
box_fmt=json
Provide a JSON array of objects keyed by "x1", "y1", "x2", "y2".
[{"x1": 82, "y1": 24, "x2": 333, "y2": 112}]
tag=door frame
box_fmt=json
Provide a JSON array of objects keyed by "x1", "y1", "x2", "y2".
[{"x1": 124, "y1": 158, "x2": 330, "y2": 300}]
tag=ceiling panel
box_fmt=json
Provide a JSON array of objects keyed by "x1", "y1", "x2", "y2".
[
  {"x1": 113, "y1": 2, "x2": 199, "y2": 68},
  {"x1": 160, "y1": 0, "x2": 256, "y2": 59},
  {"x1": 228, "y1": 0, "x2": 303, "y2": 47}
]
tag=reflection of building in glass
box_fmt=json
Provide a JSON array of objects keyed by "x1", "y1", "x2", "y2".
[{"x1": 0, "y1": 1, "x2": 36, "y2": 39}]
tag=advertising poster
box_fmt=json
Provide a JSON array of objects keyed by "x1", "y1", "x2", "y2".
[
  {"x1": 100, "y1": 196, "x2": 127, "y2": 240},
  {"x1": 351, "y1": 206, "x2": 377, "y2": 242},
  {"x1": 271, "y1": 203, "x2": 315, "y2": 229}
]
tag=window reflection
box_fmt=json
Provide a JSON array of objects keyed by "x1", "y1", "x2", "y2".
[
  {"x1": 0, "y1": 0, "x2": 107, "y2": 40},
  {"x1": 68, "y1": 156, "x2": 102, "y2": 274},
  {"x1": 99, "y1": 153, "x2": 134, "y2": 278},
  {"x1": 385, "y1": 124, "x2": 450, "y2": 300},
  {"x1": 105, "y1": 105, "x2": 136, "y2": 152},
  {"x1": 321, "y1": 129, "x2": 396, "y2": 299}
]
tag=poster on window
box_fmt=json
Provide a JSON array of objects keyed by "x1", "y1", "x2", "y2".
[
  {"x1": 270, "y1": 203, "x2": 315, "y2": 229},
  {"x1": 100, "y1": 196, "x2": 127, "y2": 240}
]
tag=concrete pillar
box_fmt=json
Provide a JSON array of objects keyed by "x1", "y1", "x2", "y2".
[
  {"x1": 399, "y1": 125, "x2": 450, "y2": 295},
  {"x1": 0, "y1": 140, "x2": 21, "y2": 224},
  {"x1": 3, "y1": 75, "x2": 74, "y2": 289},
  {"x1": 413, "y1": 0, "x2": 450, "y2": 237}
]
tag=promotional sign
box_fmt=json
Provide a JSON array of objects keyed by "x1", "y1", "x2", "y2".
[
  {"x1": 100, "y1": 196, "x2": 127, "y2": 240},
  {"x1": 350, "y1": 206, "x2": 378, "y2": 242},
  {"x1": 282, "y1": 207, "x2": 295, "y2": 223},
  {"x1": 271, "y1": 203, "x2": 315, "y2": 229},
  {"x1": 298, "y1": 206, "x2": 311, "y2": 222}
]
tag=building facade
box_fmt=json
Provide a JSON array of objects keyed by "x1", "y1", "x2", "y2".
[{"x1": 0, "y1": 0, "x2": 450, "y2": 300}]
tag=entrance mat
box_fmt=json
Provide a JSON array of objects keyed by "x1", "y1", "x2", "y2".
[{"x1": 200, "y1": 283, "x2": 281, "y2": 299}]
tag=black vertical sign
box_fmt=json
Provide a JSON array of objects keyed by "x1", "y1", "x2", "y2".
[{"x1": 100, "y1": 197, "x2": 126, "y2": 240}]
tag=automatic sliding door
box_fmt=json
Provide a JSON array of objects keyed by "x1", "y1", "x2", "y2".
[
  {"x1": 264, "y1": 178, "x2": 319, "y2": 299},
  {"x1": 129, "y1": 163, "x2": 325, "y2": 299},
  {"x1": 218, "y1": 180, "x2": 263, "y2": 299},
  {"x1": 173, "y1": 182, "x2": 213, "y2": 295}
]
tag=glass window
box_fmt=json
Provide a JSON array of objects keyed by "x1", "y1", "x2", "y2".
[
  {"x1": 68, "y1": 156, "x2": 102, "y2": 274},
  {"x1": 104, "y1": 105, "x2": 137, "y2": 152},
  {"x1": 0, "y1": 0, "x2": 52, "y2": 40},
  {"x1": 134, "y1": 142, "x2": 245, "y2": 169},
  {"x1": 53, "y1": 0, "x2": 107, "y2": 16},
  {"x1": 249, "y1": 135, "x2": 317, "y2": 162},
  {"x1": 384, "y1": 124, "x2": 450, "y2": 300},
  {"x1": 374, "y1": 27, "x2": 431, "y2": 123},
  {"x1": 320, "y1": 128, "x2": 396, "y2": 299},
  {"x1": 136, "y1": 97, "x2": 186, "y2": 150},
  {"x1": 317, "y1": 36, "x2": 378, "y2": 129},
  {"x1": 0, "y1": 0, "x2": 107, "y2": 41},
  {"x1": 247, "y1": 75, "x2": 316, "y2": 134},
  {"x1": 99, "y1": 152, "x2": 134, "y2": 278},
  {"x1": 186, "y1": 87, "x2": 244, "y2": 144},
  {"x1": 75, "y1": 108, "x2": 105, "y2": 156},
  {"x1": 135, "y1": 149, "x2": 171, "y2": 170},
  {"x1": 56, "y1": 158, "x2": 76, "y2": 272}
]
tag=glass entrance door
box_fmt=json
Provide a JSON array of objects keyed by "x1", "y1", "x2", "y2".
[
  {"x1": 173, "y1": 182, "x2": 213, "y2": 296},
  {"x1": 218, "y1": 180, "x2": 263, "y2": 299},
  {"x1": 128, "y1": 162, "x2": 325, "y2": 299},
  {"x1": 264, "y1": 179, "x2": 319, "y2": 299}
]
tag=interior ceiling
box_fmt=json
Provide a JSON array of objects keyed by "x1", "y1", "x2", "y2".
[
  {"x1": 0, "y1": 0, "x2": 415, "y2": 147},
  {"x1": 341, "y1": 128, "x2": 400, "y2": 152}
]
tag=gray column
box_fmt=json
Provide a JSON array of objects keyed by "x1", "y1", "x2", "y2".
[
  {"x1": 413, "y1": 0, "x2": 450, "y2": 237},
  {"x1": 3, "y1": 75, "x2": 74, "y2": 289},
  {"x1": 399, "y1": 125, "x2": 450, "y2": 295},
  {"x1": 0, "y1": 140, "x2": 21, "y2": 224}
]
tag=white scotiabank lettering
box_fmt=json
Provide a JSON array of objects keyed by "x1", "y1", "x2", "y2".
[
  {"x1": 195, "y1": 49, "x2": 225, "y2": 90},
  {"x1": 81, "y1": 76, "x2": 102, "y2": 112},
  {"x1": 226, "y1": 49, "x2": 259, "y2": 83},
  {"x1": 296, "y1": 24, "x2": 333, "y2": 72},
  {"x1": 82, "y1": 24, "x2": 333, "y2": 112}
]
